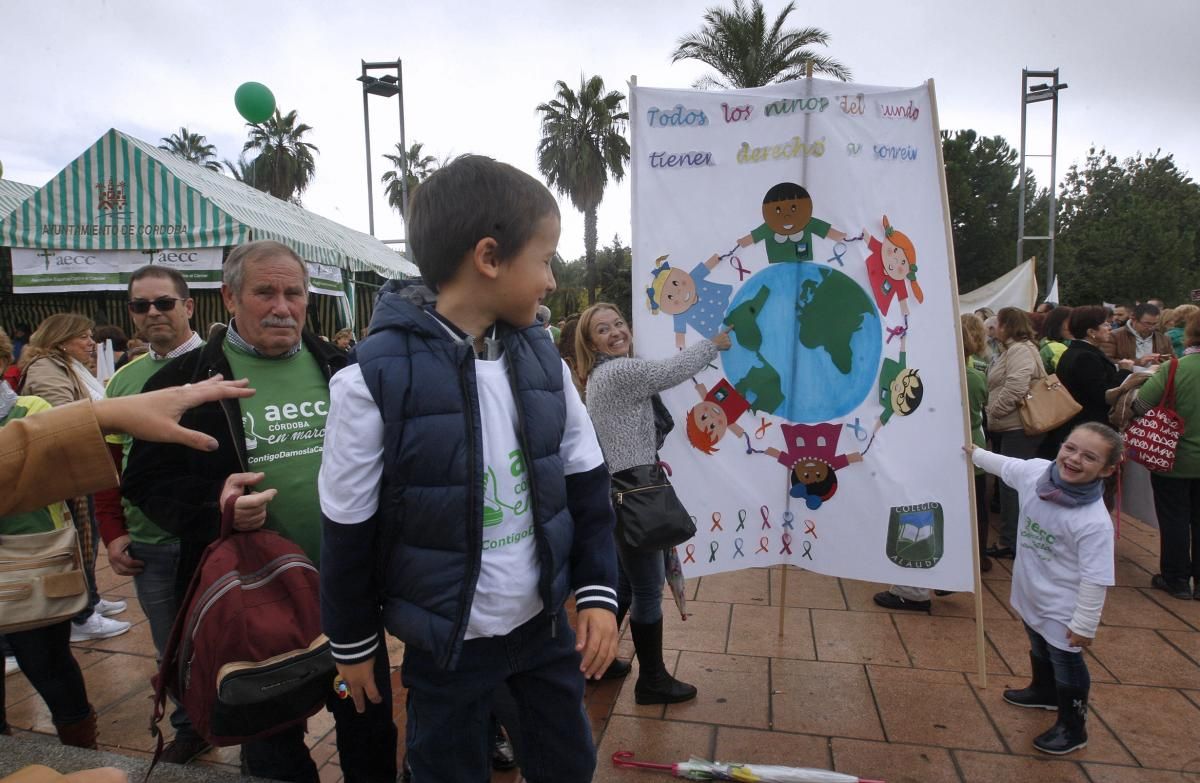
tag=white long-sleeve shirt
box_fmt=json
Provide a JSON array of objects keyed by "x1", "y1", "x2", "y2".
[{"x1": 972, "y1": 448, "x2": 1114, "y2": 651}]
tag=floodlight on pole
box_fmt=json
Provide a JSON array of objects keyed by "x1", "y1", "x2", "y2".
[
  {"x1": 358, "y1": 58, "x2": 407, "y2": 238},
  {"x1": 1017, "y1": 68, "x2": 1067, "y2": 298}
]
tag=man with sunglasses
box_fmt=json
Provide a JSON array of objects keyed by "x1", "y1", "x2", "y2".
[{"x1": 93, "y1": 264, "x2": 210, "y2": 764}]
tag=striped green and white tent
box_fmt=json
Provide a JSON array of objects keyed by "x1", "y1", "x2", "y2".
[
  {"x1": 0, "y1": 128, "x2": 415, "y2": 279},
  {"x1": 0, "y1": 179, "x2": 36, "y2": 222}
]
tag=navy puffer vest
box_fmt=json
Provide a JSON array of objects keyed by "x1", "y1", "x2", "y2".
[{"x1": 356, "y1": 288, "x2": 571, "y2": 670}]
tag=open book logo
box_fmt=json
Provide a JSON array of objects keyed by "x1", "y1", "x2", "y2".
[{"x1": 886, "y1": 502, "x2": 944, "y2": 569}]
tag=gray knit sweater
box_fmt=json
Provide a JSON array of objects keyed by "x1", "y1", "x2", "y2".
[{"x1": 585, "y1": 341, "x2": 720, "y2": 472}]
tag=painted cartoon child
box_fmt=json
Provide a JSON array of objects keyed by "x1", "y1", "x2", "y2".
[
  {"x1": 738, "y1": 182, "x2": 847, "y2": 264},
  {"x1": 874, "y1": 332, "x2": 924, "y2": 431},
  {"x1": 863, "y1": 215, "x2": 923, "y2": 318},
  {"x1": 686, "y1": 378, "x2": 749, "y2": 454},
  {"x1": 764, "y1": 422, "x2": 863, "y2": 510},
  {"x1": 645, "y1": 253, "x2": 733, "y2": 349}
]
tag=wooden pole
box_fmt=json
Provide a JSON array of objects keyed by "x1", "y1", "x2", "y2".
[
  {"x1": 927, "y1": 78, "x2": 988, "y2": 689},
  {"x1": 779, "y1": 60, "x2": 817, "y2": 638}
]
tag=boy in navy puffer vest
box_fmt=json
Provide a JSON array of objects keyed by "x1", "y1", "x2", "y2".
[{"x1": 318, "y1": 155, "x2": 619, "y2": 783}]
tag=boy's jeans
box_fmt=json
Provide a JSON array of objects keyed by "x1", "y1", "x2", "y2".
[{"x1": 402, "y1": 606, "x2": 595, "y2": 783}]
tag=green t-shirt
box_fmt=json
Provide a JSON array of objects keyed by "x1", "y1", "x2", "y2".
[
  {"x1": 966, "y1": 365, "x2": 988, "y2": 475},
  {"x1": 223, "y1": 342, "x2": 329, "y2": 563},
  {"x1": 2, "y1": 396, "x2": 58, "y2": 535},
  {"x1": 750, "y1": 217, "x2": 832, "y2": 263},
  {"x1": 105, "y1": 353, "x2": 181, "y2": 545}
]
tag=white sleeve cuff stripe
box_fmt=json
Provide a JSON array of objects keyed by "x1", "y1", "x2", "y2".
[
  {"x1": 330, "y1": 634, "x2": 379, "y2": 649},
  {"x1": 577, "y1": 595, "x2": 618, "y2": 608},
  {"x1": 331, "y1": 641, "x2": 379, "y2": 661},
  {"x1": 575, "y1": 585, "x2": 616, "y2": 596}
]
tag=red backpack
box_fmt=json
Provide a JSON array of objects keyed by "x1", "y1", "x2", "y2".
[{"x1": 149, "y1": 497, "x2": 334, "y2": 756}]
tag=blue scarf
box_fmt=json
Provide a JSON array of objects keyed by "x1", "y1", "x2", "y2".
[{"x1": 1036, "y1": 462, "x2": 1104, "y2": 507}]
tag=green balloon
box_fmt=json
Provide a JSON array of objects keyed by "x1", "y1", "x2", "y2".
[{"x1": 235, "y1": 82, "x2": 276, "y2": 124}]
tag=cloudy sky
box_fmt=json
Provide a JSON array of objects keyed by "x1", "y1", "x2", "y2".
[{"x1": 2, "y1": 0, "x2": 1197, "y2": 261}]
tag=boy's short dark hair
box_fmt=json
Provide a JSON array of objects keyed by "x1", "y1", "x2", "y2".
[
  {"x1": 763, "y1": 182, "x2": 809, "y2": 204},
  {"x1": 407, "y1": 155, "x2": 559, "y2": 292},
  {"x1": 128, "y1": 264, "x2": 190, "y2": 300}
]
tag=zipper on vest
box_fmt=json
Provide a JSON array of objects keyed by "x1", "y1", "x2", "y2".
[
  {"x1": 446, "y1": 345, "x2": 483, "y2": 669},
  {"x1": 505, "y1": 343, "x2": 553, "y2": 621}
]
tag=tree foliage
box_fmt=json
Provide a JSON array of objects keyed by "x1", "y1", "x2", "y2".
[
  {"x1": 941, "y1": 129, "x2": 1048, "y2": 294},
  {"x1": 545, "y1": 235, "x2": 632, "y2": 322},
  {"x1": 382, "y1": 141, "x2": 439, "y2": 215},
  {"x1": 536, "y1": 75, "x2": 630, "y2": 305},
  {"x1": 158, "y1": 127, "x2": 222, "y2": 172},
  {"x1": 672, "y1": 0, "x2": 849, "y2": 88},
  {"x1": 1056, "y1": 148, "x2": 1200, "y2": 304},
  {"x1": 242, "y1": 109, "x2": 319, "y2": 204}
]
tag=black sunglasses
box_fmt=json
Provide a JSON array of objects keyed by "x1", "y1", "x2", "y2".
[{"x1": 127, "y1": 297, "x2": 184, "y2": 314}]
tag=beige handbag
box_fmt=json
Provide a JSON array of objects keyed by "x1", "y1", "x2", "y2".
[
  {"x1": 0, "y1": 526, "x2": 89, "y2": 634},
  {"x1": 1018, "y1": 344, "x2": 1081, "y2": 435}
]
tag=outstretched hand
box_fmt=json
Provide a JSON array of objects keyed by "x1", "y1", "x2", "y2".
[{"x1": 93, "y1": 375, "x2": 254, "y2": 451}]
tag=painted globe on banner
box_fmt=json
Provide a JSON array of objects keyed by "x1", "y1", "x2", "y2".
[
  {"x1": 235, "y1": 82, "x2": 276, "y2": 124},
  {"x1": 720, "y1": 262, "x2": 882, "y2": 424}
]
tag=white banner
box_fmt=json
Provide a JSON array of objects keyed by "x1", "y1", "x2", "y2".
[
  {"x1": 958, "y1": 257, "x2": 1039, "y2": 314},
  {"x1": 11, "y1": 247, "x2": 223, "y2": 293},
  {"x1": 632, "y1": 79, "x2": 974, "y2": 591}
]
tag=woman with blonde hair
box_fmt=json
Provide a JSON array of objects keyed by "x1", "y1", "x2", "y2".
[
  {"x1": 985, "y1": 307, "x2": 1046, "y2": 559},
  {"x1": 19, "y1": 313, "x2": 130, "y2": 642},
  {"x1": 576, "y1": 303, "x2": 730, "y2": 703},
  {"x1": 1166, "y1": 304, "x2": 1198, "y2": 358}
]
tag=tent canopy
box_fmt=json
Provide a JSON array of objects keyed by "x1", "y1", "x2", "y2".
[
  {"x1": 0, "y1": 129, "x2": 415, "y2": 280},
  {"x1": 0, "y1": 179, "x2": 36, "y2": 222}
]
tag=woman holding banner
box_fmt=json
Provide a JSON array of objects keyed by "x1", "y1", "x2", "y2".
[{"x1": 576, "y1": 303, "x2": 730, "y2": 704}]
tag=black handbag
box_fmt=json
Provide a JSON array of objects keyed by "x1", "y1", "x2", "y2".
[{"x1": 610, "y1": 462, "x2": 696, "y2": 550}]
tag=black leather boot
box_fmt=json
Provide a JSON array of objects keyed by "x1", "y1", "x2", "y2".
[
  {"x1": 630, "y1": 619, "x2": 697, "y2": 705},
  {"x1": 1033, "y1": 686, "x2": 1088, "y2": 755},
  {"x1": 1003, "y1": 653, "x2": 1057, "y2": 710}
]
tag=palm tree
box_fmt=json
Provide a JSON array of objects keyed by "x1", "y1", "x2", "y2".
[
  {"x1": 381, "y1": 141, "x2": 438, "y2": 214},
  {"x1": 158, "y1": 127, "x2": 222, "y2": 171},
  {"x1": 672, "y1": 0, "x2": 850, "y2": 88},
  {"x1": 242, "y1": 109, "x2": 319, "y2": 203},
  {"x1": 536, "y1": 76, "x2": 630, "y2": 304}
]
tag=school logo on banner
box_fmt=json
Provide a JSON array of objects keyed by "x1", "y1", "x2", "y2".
[{"x1": 885, "y1": 502, "x2": 944, "y2": 568}]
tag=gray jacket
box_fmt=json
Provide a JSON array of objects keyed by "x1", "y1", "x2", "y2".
[{"x1": 585, "y1": 341, "x2": 719, "y2": 472}]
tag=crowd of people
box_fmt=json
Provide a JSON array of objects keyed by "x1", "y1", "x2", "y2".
[{"x1": 2, "y1": 154, "x2": 1199, "y2": 780}]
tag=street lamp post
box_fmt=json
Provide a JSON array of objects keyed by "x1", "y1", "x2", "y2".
[
  {"x1": 357, "y1": 58, "x2": 407, "y2": 237},
  {"x1": 1016, "y1": 68, "x2": 1068, "y2": 298}
]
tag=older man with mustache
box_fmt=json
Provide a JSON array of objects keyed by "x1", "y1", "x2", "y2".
[{"x1": 122, "y1": 240, "x2": 396, "y2": 783}]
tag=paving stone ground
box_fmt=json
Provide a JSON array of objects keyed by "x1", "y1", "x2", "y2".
[{"x1": 6, "y1": 512, "x2": 1200, "y2": 782}]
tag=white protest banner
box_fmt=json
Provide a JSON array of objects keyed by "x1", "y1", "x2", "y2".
[
  {"x1": 11, "y1": 247, "x2": 223, "y2": 292},
  {"x1": 632, "y1": 79, "x2": 974, "y2": 592}
]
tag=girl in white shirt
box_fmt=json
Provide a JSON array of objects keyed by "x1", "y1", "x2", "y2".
[{"x1": 966, "y1": 421, "x2": 1122, "y2": 755}]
